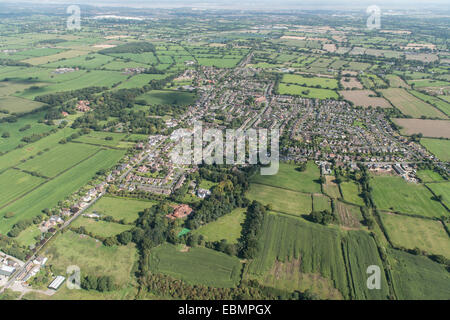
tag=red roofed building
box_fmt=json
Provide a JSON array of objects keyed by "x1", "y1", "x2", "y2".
[{"x1": 166, "y1": 204, "x2": 193, "y2": 220}]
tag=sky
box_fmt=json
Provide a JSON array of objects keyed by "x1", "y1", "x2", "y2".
[{"x1": 1, "y1": 0, "x2": 449, "y2": 10}]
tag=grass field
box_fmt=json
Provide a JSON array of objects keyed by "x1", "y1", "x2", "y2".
[
  {"x1": 45, "y1": 231, "x2": 137, "y2": 287},
  {"x1": 416, "y1": 170, "x2": 445, "y2": 183},
  {"x1": 381, "y1": 212, "x2": 450, "y2": 258},
  {"x1": 85, "y1": 196, "x2": 156, "y2": 224},
  {"x1": 278, "y1": 83, "x2": 338, "y2": 99},
  {"x1": 426, "y1": 182, "x2": 450, "y2": 208},
  {"x1": 193, "y1": 208, "x2": 245, "y2": 244},
  {"x1": 323, "y1": 175, "x2": 341, "y2": 198},
  {"x1": 389, "y1": 249, "x2": 450, "y2": 300},
  {"x1": 71, "y1": 217, "x2": 133, "y2": 238},
  {"x1": 381, "y1": 88, "x2": 447, "y2": 118},
  {"x1": 420, "y1": 138, "x2": 450, "y2": 161},
  {"x1": 335, "y1": 201, "x2": 363, "y2": 229},
  {"x1": 340, "y1": 181, "x2": 365, "y2": 206},
  {"x1": 247, "y1": 184, "x2": 312, "y2": 216},
  {"x1": 73, "y1": 132, "x2": 129, "y2": 148},
  {"x1": 281, "y1": 74, "x2": 338, "y2": 89},
  {"x1": 0, "y1": 149, "x2": 126, "y2": 234},
  {"x1": 0, "y1": 169, "x2": 45, "y2": 208},
  {"x1": 17, "y1": 143, "x2": 99, "y2": 178},
  {"x1": 250, "y1": 161, "x2": 321, "y2": 193},
  {"x1": 137, "y1": 90, "x2": 196, "y2": 106},
  {"x1": 409, "y1": 90, "x2": 450, "y2": 117},
  {"x1": 149, "y1": 243, "x2": 242, "y2": 288},
  {"x1": 370, "y1": 175, "x2": 447, "y2": 218},
  {"x1": 15, "y1": 225, "x2": 41, "y2": 248},
  {"x1": 313, "y1": 194, "x2": 332, "y2": 212},
  {"x1": 393, "y1": 118, "x2": 450, "y2": 139},
  {"x1": 0, "y1": 96, "x2": 44, "y2": 113}
]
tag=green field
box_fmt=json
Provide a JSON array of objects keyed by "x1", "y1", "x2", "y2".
[
  {"x1": 389, "y1": 249, "x2": 450, "y2": 300},
  {"x1": 313, "y1": 194, "x2": 332, "y2": 212},
  {"x1": 46, "y1": 231, "x2": 137, "y2": 287},
  {"x1": 15, "y1": 225, "x2": 41, "y2": 247},
  {"x1": 0, "y1": 96, "x2": 44, "y2": 114},
  {"x1": 281, "y1": 74, "x2": 338, "y2": 89},
  {"x1": 138, "y1": 90, "x2": 196, "y2": 106},
  {"x1": 370, "y1": 175, "x2": 447, "y2": 218},
  {"x1": 73, "y1": 132, "x2": 129, "y2": 148},
  {"x1": 380, "y1": 212, "x2": 450, "y2": 258},
  {"x1": 72, "y1": 216, "x2": 133, "y2": 238},
  {"x1": 420, "y1": 138, "x2": 450, "y2": 162},
  {"x1": 148, "y1": 243, "x2": 242, "y2": 288},
  {"x1": 247, "y1": 184, "x2": 312, "y2": 216},
  {"x1": 17, "y1": 143, "x2": 99, "y2": 178},
  {"x1": 0, "y1": 149, "x2": 126, "y2": 234},
  {"x1": 416, "y1": 170, "x2": 445, "y2": 183},
  {"x1": 426, "y1": 182, "x2": 450, "y2": 208},
  {"x1": 250, "y1": 161, "x2": 321, "y2": 193},
  {"x1": 340, "y1": 181, "x2": 365, "y2": 206},
  {"x1": 193, "y1": 208, "x2": 246, "y2": 244},
  {"x1": 0, "y1": 169, "x2": 45, "y2": 208},
  {"x1": 409, "y1": 90, "x2": 450, "y2": 116},
  {"x1": 278, "y1": 83, "x2": 338, "y2": 99},
  {"x1": 85, "y1": 196, "x2": 156, "y2": 224}
]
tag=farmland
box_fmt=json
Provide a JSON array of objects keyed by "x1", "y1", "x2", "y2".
[
  {"x1": 420, "y1": 138, "x2": 450, "y2": 161},
  {"x1": 340, "y1": 90, "x2": 391, "y2": 108},
  {"x1": 380, "y1": 212, "x2": 450, "y2": 258},
  {"x1": 137, "y1": 90, "x2": 196, "y2": 106},
  {"x1": 148, "y1": 243, "x2": 242, "y2": 288},
  {"x1": 0, "y1": 169, "x2": 45, "y2": 208},
  {"x1": 393, "y1": 119, "x2": 450, "y2": 139},
  {"x1": 426, "y1": 182, "x2": 450, "y2": 208},
  {"x1": 71, "y1": 217, "x2": 133, "y2": 238},
  {"x1": 340, "y1": 181, "x2": 365, "y2": 206},
  {"x1": 370, "y1": 175, "x2": 447, "y2": 218},
  {"x1": 281, "y1": 74, "x2": 338, "y2": 89},
  {"x1": 278, "y1": 83, "x2": 338, "y2": 99}
]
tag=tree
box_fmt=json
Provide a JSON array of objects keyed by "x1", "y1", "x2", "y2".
[
  {"x1": 117, "y1": 231, "x2": 132, "y2": 245},
  {"x1": 1, "y1": 132, "x2": 10, "y2": 138}
]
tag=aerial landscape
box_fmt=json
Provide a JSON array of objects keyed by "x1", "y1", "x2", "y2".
[{"x1": 0, "y1": 0, "x2": 449, "y2": 304}]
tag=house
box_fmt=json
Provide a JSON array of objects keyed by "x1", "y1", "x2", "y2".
[
  {"x1": 76, "y1": 100, "x2": 91, "y2": 112},
  {"x1": 197, "y1": 188, "x2": 211, "y2": 199},
  {"x1": 166, "y1": 204, "x2": 193, "y2": 220}
]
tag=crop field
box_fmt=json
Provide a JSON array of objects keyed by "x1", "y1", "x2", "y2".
[
  {"x1": 340, "y1": 77, "x2": 363, "y2": 89},
  {"x1": 250, "y1": 161, "x2": 321, "y2": 193},
  {"x1": 281, "y1": 74, "x2": 338, "y2": 89},
  {"x1": 409, "y1": 90, "x2": 450, "y2": 116},
  {"x1": 0, "y1": 149, "x2": 126, "y2": 234},
  {"x1": 193, "y1": 208, "x2": 245, "y2": 244},
  {"x1": 71, "y1": 217, "x2": 133, "y2": 238},
  {"x1": 340, "y1": 181, "x2": 365, "y2": 206},
  {"x1": 385, "y1": 75, "x2": 410, "y2": 88},
  {"x1": 340, "y1": 90, "x2": 391, "y2": 108},
  {"x1": 381, "y1": 88, "x2": 447, "y2": 118},
  {"x1": 22, "y1": 49, "x2": 88, "y2": 65},
  {"x1": 84, "y1": 196, "x2": 156, "y2": 224},
  {"x1": 278, "y1": 83, "x2": 338, "y2": 99},
  {"x1": 381, "y1": 212, "x2": 450, "y2": 258},
  {"x1": 370, "y1": 175, "x2": 447, "y2": 218},
  {"x1": 17, "y1": 143, "x2": 100, "y2": 178},
  {"x1": 426, "y1": 182, "x2": 450, "y2": 208},
  {"x1": 0, "y1": 169, "x2": 45, "y2": 208},
  {"x1": 393, "y1": 119, "x2": 450, "y2": 139},
  {"x1": 335, "y1": 201, "x2": 362, "y2": 229},
  {"x1": 148, "y1": 243, "x2": 242, "y2": 288},
  {"x1": 389, "y1": 249, "x2": 450, "y2": 300},
  {"x1": 137, "y1": 90, "x2": 196, "y2": 106},
  {"x1": 420, "y1": 138, "x2": 450, "y2": 161},
  {"x1": 45, "y1": 231, "x2": 137, "y2": 287},
  {"x1": 416, "y1": 170, "x2": 445, "y2": 183},
  {"x1": 247, "y1": 184, "x2": 312, "y2": 216}
]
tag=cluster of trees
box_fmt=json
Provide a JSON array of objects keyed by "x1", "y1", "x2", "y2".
[
  {"x1": 0, "y1": 234, "x2": 29, "y2": 260},
  {"x1": 308, "y1": 210, "x2": 337, "y2": 225},
  {"x1": 238, "y1": 201, "x2": 266, "y2": 259},
  {"x1": 8, "y1": 215, "x2": 44, "y2": 238},
  {"x1": 99, "y1": 42, "x2": 155, "y2": 55},
  {"x1": 81, "y1": 275, "x2": 116, "y2": 292},
  {"x1": 21, "y1": 128, "x2": 57, "y2": 143},
  {"x1": 35, "y1": 86, "x2": 106, "y2": 107}
]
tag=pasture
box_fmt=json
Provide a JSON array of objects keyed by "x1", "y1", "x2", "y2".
[
  {"x1": 71, "y1": 217, "x2": 133, "y2": 238},
  {"x1": 381, "y1": 212, "x2": 450, "y2": 258},
  {"x1": 137, "y1": 90, "x2": 196, "y2": 106},
  {"x1": 193, "y1": 208, "x2": 245, "y2": 244},
  {"x1": 278, "y1": 83, "x2": 338, "y2": 99},
  {"x1": 323, "y1": 175, "x2": 341, "y2": 198},
  {"x1": 370, "y1": 175, "x2": 447, "y2": 218},
  {"x1": 426, "y1": 182, "x2": 450, "y2": 208},
  {"x1": 416, "y1": 170, "x2": 444, "y2": 183},
  {"x1": 420, "y1": 138, "x2": 450, "y2": 161},
  {"x1": 281, "y1": 74, "x2": 338, "y2": 89},
  {"x1": 148, "y1": 243, "x2": 242, "y2": 288},
  {"x1": 340, "y1": 181, "x2": 365, "y2": 206},
  {"x1": 0, "y1": 169, "x2": 45, "y2": 208}
]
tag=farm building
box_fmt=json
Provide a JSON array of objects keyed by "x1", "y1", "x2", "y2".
[
  {"x1": 48, "y1": 276, "x2": 66, "y2": 290},
  {"x1": 0, "y1": 265, "x2": 15, "y2": 277}
]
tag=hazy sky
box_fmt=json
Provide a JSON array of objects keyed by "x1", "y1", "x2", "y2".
[{"x1": 1, "y1": 0, "x2": 449, "y2": 10}]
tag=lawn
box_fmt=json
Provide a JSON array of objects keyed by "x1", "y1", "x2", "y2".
[
  {"x1": 0, "y1": 149, "x2": 126, "y2": 234},
  {"x1": 389, "y1": 249, "x2": 450, "y2": 300},
  {"x1": 371, "y1": 175, "x2": 447, "y2": 218},
  {"x1": 0, "y1": 169, "x2": 45, "y2": 208},
  {"x1": 247, "y1": 184, "x2": 312, "y2": 216},
  {"x1": 71, "y1": 217, "x2": 133, "y2": 238},
  {"x1": 250, "y1": 161, "x2": 321, "y2": 193},
  {"x1": 148, "y1": 243, "x2": 242, "y2": 288},
  {"x1": 193, "y1": 208, "x2": 246, "y2": 244},
  {"x1": 420, "y1": 138, "x2": 450, "y2": 162},
  {"x1": 381, "y1": 212, "x2": 450, "y2": 258},
  {"x1": 84, "y1": 196, "x2": 156, "y2": 224},
  {"x1": 17, "y1": 143, "x2": 100, "y2": 178},
  {"x1": 45, "y1": 231, "x2": 137, "y2": 287}
]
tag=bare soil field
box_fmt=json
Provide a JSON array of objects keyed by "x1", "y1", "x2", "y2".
[
  {"x1": 393, "y1": 118, "x2": 450, "y2": 138},
  {"x1": 340, "y1": 77, "x2": 363, "y2": 89},
  {"x1": 323, "y1": 43, "x2": 336, "y2": 53},
  {"x1": 340, "y1": 90, "x2": 391, "y2": 108}
]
